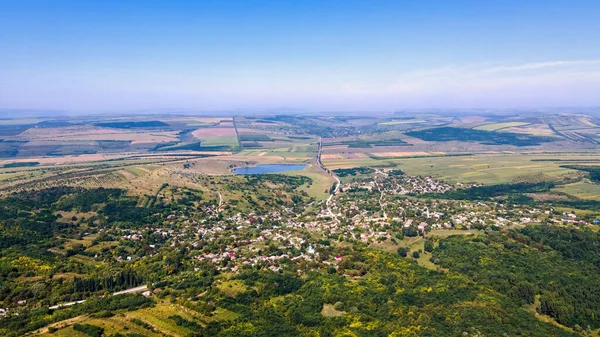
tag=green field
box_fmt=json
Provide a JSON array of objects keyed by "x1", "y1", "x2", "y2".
[
  {"x1": 554, "y1": 181, "x2": 600, "y2": 200},
  {"x1": 200, "y1": 135, "x2": 239, "y2": 147},
  {"x1": 323, "y1": 154, "x2": 600, "y2": 185}
]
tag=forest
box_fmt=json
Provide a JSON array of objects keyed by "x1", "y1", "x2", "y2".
[{"x1": 406, "y1": 127, "x2": 556, "y2": 146}]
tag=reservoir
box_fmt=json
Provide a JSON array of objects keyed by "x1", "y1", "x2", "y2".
[{"x1": 232, "y1": 164, "x2": 306, "y2": 175}]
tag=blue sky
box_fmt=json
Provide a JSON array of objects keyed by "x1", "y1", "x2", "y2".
[{"x1": 1, "y1": 0, "x2": 600, "y2": 112}]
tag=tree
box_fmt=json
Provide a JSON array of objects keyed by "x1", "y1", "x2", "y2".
[
  {"x1": 397, "y1": 247, "x2": 408, "y2": 257},
  {"x1": 424, "y1": 239, "x2": 434, "y2": 253}
]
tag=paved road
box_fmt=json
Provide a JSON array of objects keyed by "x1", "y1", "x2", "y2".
[
  {"x1": 317, "y1": 137, "x2": 341, "y2": 221},
  {"x1": 48, "y1": 285, "x2": 148, "y2": 310},
  {"x1": 112, "y1": 285, "x2": 148, "y2": 296}
]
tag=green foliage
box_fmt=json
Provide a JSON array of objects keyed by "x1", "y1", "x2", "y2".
[
  {"x1": 2, "y1": 161, "x2": 39, "y2": 168},
  {"x1": 201, "y1": 251, "x2": 575, "y2": 336},
  {"x1": 169, "y1": 314, "x2": 203, "y2": 330},
  {"x1": 73, "y1": 323, "x2": 104, "y2": 337},
  {"x1": 433, "y1": 229, "x2": 600, "y2": 329},
  {"x1": 130, "y1": 318, "x2": 156, "y2": 332},
  {"x1": 332, "y1": 167, "x2": 375, "y2": 177},
  {"x1": 424, "y1": 239, "x2": 434, "y2": 253},
  {"x1": 422, "y1": 182, "x2": 555, "y2": 200},
  {"x1": 561, "y1": 165, "x2": 600, "y2": 182},
  {"x1": 397, "y1": 247, "x2": 408, "y2": 257},
  {"x1": 388, "y1": 169, "x2": 405, "y2": 176}
]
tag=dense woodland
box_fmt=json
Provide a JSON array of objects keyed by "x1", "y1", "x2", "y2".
[{"x1": 406, "y1": 127, "x2": 556, "y2": 146}]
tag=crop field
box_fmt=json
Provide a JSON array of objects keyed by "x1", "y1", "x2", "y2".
[
  {"x1": 368, "y1": 151, "x2": 436, "y2": 158},
  {"x1": 191, "y1": 127, "x2": 236, "y2": 138},
  {"x1": 191, "y1": 126, "x2": 239, "y2": 149},
  {"x1": 378, "y1": 119, "x2": 427, "y2": 125},
  {"x1": 544, "y1": 114, "x2": 598, "y2": 129},
  {"x1": 458, "y1": 116, "x2": 488, "y2": 123},
  {"x1": 323, "y1": 153, "x2": 600, "y2": 185},
  {"x1": 165, "y1": 116, "x2": 232, "y2": 126},
  {"x1": 473, "y1": 122, "x2": 531, "y2": 131},
  {"x1": 500, "y1": 123, "x2": 555, "y2": 136},
  {"x1": 2, "y1": 112, "x2": 600, "y2": 197},
  {"x1": 0, "y1": 118, "x2": 48, "y2": 125},
  {"x1": 11, "y1": 126, "x2": 180, "y2": 143}
]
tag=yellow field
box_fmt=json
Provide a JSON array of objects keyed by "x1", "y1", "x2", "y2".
[
  {"x1": 378, "y1": 120, "x2": 426, "y2": 125},
  {"x1": 501, "y1": 124, "x2": 555, "y2": 136},
  {"x1": 369, "y1": 151, "x2": 433, "y2": 158},
  {"x1": 473, "y1": 122, "x2": 530, "y2": 131},
  {"x1": 10, "y1": 126, "x2": 179, "y2": 144}
]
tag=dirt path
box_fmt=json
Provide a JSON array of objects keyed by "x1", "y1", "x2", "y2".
[
  {"x1": 217, "y1": 191, "x2": 223, "y2": 212},
  {"x1": 31, "y1": 315, "x2": 87, "y2": 335}
]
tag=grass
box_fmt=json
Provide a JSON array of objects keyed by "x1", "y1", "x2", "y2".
[
  {"x1": 0, "y1": 172, "x2": 25, "y2": 181},
  {"x1": 372, "y1": 229, "x2": 482, "y2": 271},
  {"x1": 124, "y1": 167, "x2": 149, "y2": 177},
  {"x1": 85, "y1": 241, "x2": 119, "y2": 254},
  {"x1": 554, "y1": 181, "x2": 600, "y2": 200},
  {"x1": 201, "y1": 135, "x2": 239, "y2": 147},
  {"x1": 127, "y1": 302, "x2": 204, "y2": 336},
  {"x1": 216, "y1": 279, "x2": 247, "y2": 297},
  {"x1": 283, "y1": 164, "x2": 335, "y2": 200},
  {"x1": 35, "y1": 302, "x2": 212, "y2": 337}
]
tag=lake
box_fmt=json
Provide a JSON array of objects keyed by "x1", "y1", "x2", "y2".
[{"x1": 232, "y1": 164, "x2": 306, "y2": 175}]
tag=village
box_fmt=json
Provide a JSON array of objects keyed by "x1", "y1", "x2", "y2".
[{"x1": 99, "y1": 169, "x2": 588, "y2": 278}]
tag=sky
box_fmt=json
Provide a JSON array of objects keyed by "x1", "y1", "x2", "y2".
[{"x1": 1, "y1": 0, "x2": 600, "y2": 112}]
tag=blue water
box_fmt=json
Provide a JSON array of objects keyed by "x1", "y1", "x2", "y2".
[{"x1": 232, "y1": 164, "x2": 306, "y2": 175}]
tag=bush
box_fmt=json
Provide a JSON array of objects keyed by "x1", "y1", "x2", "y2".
[
  {"x1": 73, "y1": 323, "x2": 104, "y2": 337},
  {"x1": 412, "y1": 251, "x2": 420, "y2": 258}
]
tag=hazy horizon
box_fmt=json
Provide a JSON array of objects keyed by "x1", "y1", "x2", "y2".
[{"x1": 2, "y1": 0, "x2": 600, "y2": 112}]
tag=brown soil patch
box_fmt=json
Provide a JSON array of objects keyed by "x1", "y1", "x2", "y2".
[{"x1": 192, "y1": 127, "x2": 236, "y2": 138}]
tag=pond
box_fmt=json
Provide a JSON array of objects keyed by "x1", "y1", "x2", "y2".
[{"x1": 232, "y1": 164, "x2": 306, "y2": 175}]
